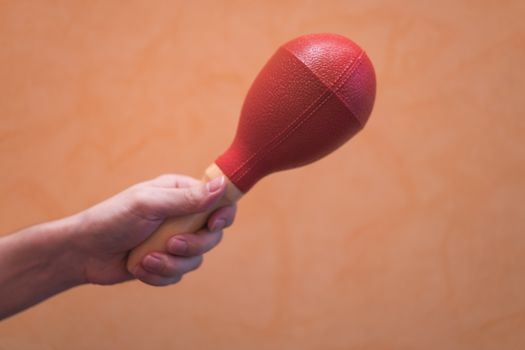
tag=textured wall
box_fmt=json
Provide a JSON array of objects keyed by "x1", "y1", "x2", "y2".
[{"x1": 1, "y1": 1, "x2": 524, "y2": 349}]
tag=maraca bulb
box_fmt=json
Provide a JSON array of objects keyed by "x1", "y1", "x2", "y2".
[{"x1": 215, "y1": 33, "x2": 376, "y2": 193}]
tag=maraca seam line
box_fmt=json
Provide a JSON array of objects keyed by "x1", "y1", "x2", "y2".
[
  {"x1": 226, "y1": 46, "x2": 336, "y2": 180},
  {"x1": 231, "y1": 50, "x2": 364, "y2": 182},
  {"x1": 230, "y1": 49, "x2": 365, "y2": 183},
  {"x1": 232, "y1": 53, "x2": 364, "y2": 182},
  {"x1": 331, "y1": 52, "x2": 371, "y2": 128}
]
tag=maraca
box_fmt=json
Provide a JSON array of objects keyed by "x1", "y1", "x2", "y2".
[{"x1": 126, "y1": 33, "x2": 376, "y2": 272}]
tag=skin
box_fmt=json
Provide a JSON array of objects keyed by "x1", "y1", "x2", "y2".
[{"x1": 0, "y1": 174, "x2": 236, "y2": 320}]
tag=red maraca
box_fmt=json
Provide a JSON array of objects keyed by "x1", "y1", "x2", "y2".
[{"x1": 127, "y1": 33, "x2": 376, "y2": 272}]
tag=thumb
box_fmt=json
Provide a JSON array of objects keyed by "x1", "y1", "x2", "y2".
[{"x1": 150, "y1": 176, "x2": 227, "y2": 217}]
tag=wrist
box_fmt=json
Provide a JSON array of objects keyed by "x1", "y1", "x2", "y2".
[
  {"x1": 49, "y1": 215, "x2": 89, "y2": 286},
  {"x1": 22, "y1": 216, "x2": 88, "y2": 288}
]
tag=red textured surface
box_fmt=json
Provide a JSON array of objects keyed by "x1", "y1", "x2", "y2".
[{"x1": 215, "y1": 33, "x2": 376, "y2": 193}]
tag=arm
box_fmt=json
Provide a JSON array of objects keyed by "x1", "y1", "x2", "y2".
[
  {"x1": 0, "y1": 174, "x2": 236, "y2": 320},
  {"x1": 0, "y1": 217, "x2": 83, "y2": 319}
]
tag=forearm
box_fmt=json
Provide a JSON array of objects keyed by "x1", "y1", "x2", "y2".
[{"x1": 0, "y1": 217, "x2": 85, "y2": 320}]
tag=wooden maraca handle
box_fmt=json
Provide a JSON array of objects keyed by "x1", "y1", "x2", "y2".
[{"x1": 126, "y1": 163, "x2": 243, "y2": 273}]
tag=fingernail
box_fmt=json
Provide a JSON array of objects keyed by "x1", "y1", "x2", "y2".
[
  {"x1": 206, "y1": 176, "x2": 224, "y2": 193},
  {"x1": 210, "y1": 218, "x2": 226, "y2": 232},
  {"x1": 169, "y1": 237, "x2": 188, "y2": 255},
  {"x1": 143, "y1": 254, "x2": 163, "y2": 271}
]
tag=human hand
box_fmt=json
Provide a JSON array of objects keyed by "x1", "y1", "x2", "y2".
[{"x1": 71, "y1": 174, "x2": 236, "y2": 286}]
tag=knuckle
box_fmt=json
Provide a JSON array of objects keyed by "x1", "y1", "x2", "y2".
[
  {"x1": 129, "y1": 187, "x2": 150, "y2": 212},
  {"x1": 140, "y1": 275, "x2": 166, "y2": 287},
  {"x1": 165, "y1": 260, "x2": 181, "y2": 276},
  {"x1": 215, "y1": 232, "x2": 224, "y2": 245},
  {"x1": 183, "y1": 187, "x2": 206, "y2": 211},
  {"x1": 170, "y1": 274, "x2": 183, "y2": 285},
  {"x1": 193, "y1": 256, "x2": 204, "y2": 271},
  {"x1": 231, "y1": 206, "x2": 238, "y2": 221},
  {"x1": 154, "y1": 279, "x2": 174, "y2": 287},
  {"x1": 215, "y1": 206, "x2": 236, "y2": 228},
  {"x1": 146, "y1": 274, "x2": 182, "y2": 287},
  {"x1": 187, "y1": 240, "x2": 205, "y2": 256}
]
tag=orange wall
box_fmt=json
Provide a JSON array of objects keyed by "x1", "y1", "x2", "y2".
[{"x1": 1, "y1": 1, "x2": 524, "y2": 349}]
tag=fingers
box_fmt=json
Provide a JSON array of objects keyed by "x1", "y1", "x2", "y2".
[
  {"x1": 133, "y1": 211, "x2": 235, "y2": 286},
  {"x1": 163, "y1": 205, "x2": 236, "y2": 256},
  {"x1": 134, "y1": 253, "x2": 204, "y2": 286},
  {"x1": 134, "y1": 252, "x2": 205, "y2": 286},
  {"x1": 134, "y1": 270, "x2": 182, "y2": 286},
  {"x1": 133, "y1": 232, "x2": 214, "y2": 286},
  {"x1": 134, "y1": 228, "x2": 223, "y2": 285},
  {"x1": 141, "y1": 253, "x2": 203, "y2": 278},
  {"x1": 207, "y1": 205, "x2": 237, "y2": 232},
  {"x1": 130, "y1": 176, "x2": 236, "y2": 287},
  {"x1": 131, "y1": 176, "x2": 227, "y2": 218},
  {"x1": 167, "y1": 229, "x2": 223, "y2": 257}
]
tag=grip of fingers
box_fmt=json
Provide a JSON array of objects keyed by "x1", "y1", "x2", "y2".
[
  {"x1": 126, "y1": 165, "x2": 243, "y2": 274},
  {"x1": 127, "y1": 209, "x2": 209, "y2": 273}
]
